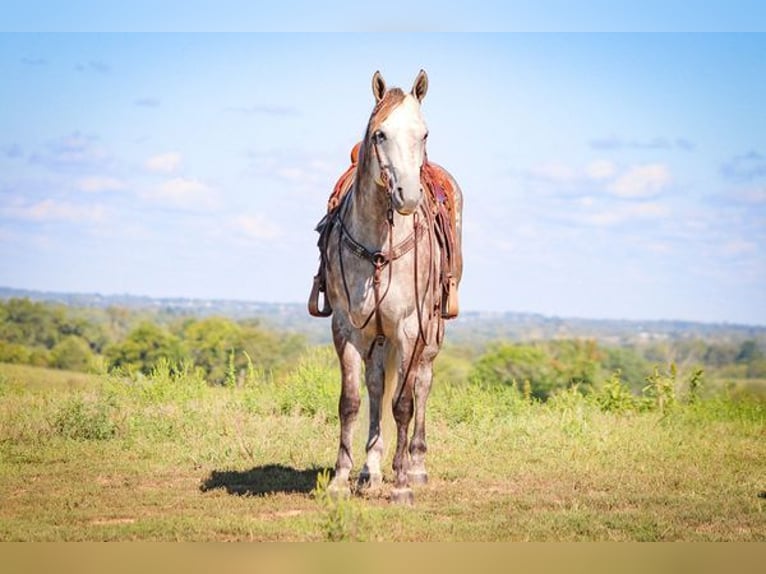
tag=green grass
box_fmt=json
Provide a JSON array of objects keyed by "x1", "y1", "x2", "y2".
[{"x1": 0, "y1": 360, "x2": 764, "y2": 541}]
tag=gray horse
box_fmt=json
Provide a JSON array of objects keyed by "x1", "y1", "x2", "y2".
[{"x1": 312, "y1": 70, "x2": 463, "y2": 504}]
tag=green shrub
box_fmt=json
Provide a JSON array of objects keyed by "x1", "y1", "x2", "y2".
[
  {"x1": 642, "y1": 364, "x2": 678, "y2": 414},
  {"x1": 312, "y1": 469, "x2": 368, "y2": 541},
  {"x1": 52, "y1": 396, "x2": 117, "y2": 441},
  {"x1": 0, "y1": 341, "x2": 32, "y2": 364},
  {"x1": 108, "y1": 358, "x2": 208, "y2": 405},
  {"x1": 50, "y1": 335, "x2": 97, "y2": 373},
  {"x1": 432, "y1": 379, "x2": 527, "y2": 427},
  {"x1": 105, "y1": 322, "x2": 183, "y2": 375},
  {"x1": 546, "y1": 384, "x2": 589, "y2": 436},
  {"x1": 274, "y1": 346, "x2": 339, "y2": 418},
  {"x1": 592, "y1": 371, "x2": 637, "y2": 413}
]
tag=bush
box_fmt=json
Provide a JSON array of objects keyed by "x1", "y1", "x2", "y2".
[
  {"x1": 0, "y1": 341, "x2": 32, "y2": 364},
  {"x1": 105, "y1": 322, "x2": 183, "y2": 375},
  {"x1": 469, "y1": 343, "x2": 556, "y2": 399},
  {"x1": 431, "y1": 380, "x2": 527, "y2": 426},
  {"x1": 592, "y1": 371, "x2": 637, "y2": 413},
  {"x1": 468, "y1": 340, "x2": 604, "y2": 400},
  {"x1": 50, "y1": 335, "x2": 97, "y2": 372},
  {"x1": 275, "y1": 346, "x2": 339, "y2": 418},
  {"x1": 52, "y1": 396, "x2": 117, "y2": 441},
  {"x1": 642, "y1": 364, "x2": 678, "y2": 414}
]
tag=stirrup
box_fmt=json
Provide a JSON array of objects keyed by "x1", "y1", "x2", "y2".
[
  {"x1": 308, "y1": 274, "x2": 333, "y2": 317},
  {"x1": 442, "y1": 276, "x2": 459, "y2": 319}
]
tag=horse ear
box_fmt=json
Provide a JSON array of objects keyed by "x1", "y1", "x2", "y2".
[
  {"x1": 372, "y1": 71, "x2": 386, "y2": 103},
  {"x1": 411, "y1": 69, "x2": 428, "y2": 102}
]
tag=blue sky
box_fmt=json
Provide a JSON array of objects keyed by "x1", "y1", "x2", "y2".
[{"x1": 1, "y1": 30, "x2": 765, "y2": 324}]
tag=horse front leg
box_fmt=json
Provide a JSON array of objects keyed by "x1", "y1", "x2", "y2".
[
  {"x1": 358, "y1": 341, "x2": 388, "y2": 491},
  {"x1": 408, "y1": 353, "x2": 435, "y2": 485},
  {"x1": 390, "y1": 350, "x2": 417, "y2": 505},
  {"x1": 329, "y1": 326, "x2": 362, "y2": 497}
]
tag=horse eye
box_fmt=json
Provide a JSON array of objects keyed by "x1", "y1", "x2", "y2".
[
  {"x1": 373, "y1": 130, "x2": 386, "y2": 143},
  {"x1": 423, "y1": 131, "x2": 429, "y2": 141}
]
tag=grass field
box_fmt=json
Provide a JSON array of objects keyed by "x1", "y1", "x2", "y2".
[{"x1": 0, "y1": 355, "x2": 764, "y2": 541}]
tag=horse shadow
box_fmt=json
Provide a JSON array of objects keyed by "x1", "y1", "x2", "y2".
[{"x1": 200, "y1": 464, "x2": 332, "y2": 497}]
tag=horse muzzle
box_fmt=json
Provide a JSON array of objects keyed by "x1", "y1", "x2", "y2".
[{"x1": 391, "y1": 185, "x2": 423, "y2": 215}]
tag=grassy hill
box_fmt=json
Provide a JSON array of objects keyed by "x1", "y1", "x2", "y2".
[{"x1": 1, "y1": 360, "x2": 763, "y2": 541}]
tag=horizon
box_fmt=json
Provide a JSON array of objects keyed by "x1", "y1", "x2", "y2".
[
  {"x1": 1, "y1": 15, "x2": 765, "y2": 326},
  {"x1": 2, "y1": 284, "x2": 765, "y2": 329}
]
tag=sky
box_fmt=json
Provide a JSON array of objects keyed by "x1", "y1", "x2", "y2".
[{"x1": 1, "y1": 8, "x2": 765, "y2": 325}]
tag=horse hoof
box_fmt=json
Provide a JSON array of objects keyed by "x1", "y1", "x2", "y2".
[
  {"x1": 357, "y1": 473, "x2": 383, "y2": 490},
  {"x1": 390, "y1": 487, "x2": 414, "y2": 505},
  {"x1": 407, "y1": 471, "x2": 428, "y2": 486}
]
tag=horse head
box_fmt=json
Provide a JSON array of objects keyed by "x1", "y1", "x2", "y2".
[{"x1": 361, "y1": 70, "x2": 430, "y2": 216}]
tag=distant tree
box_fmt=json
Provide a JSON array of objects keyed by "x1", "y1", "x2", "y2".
[
  {"x1": 182, "y1": 317, "x2": 244, "y2": 385},
  {"x1": 736, "y1": 340, "x2": 763, "y2": 364},
  {"x1": 546, "y1": 339, "x2": 603, "y2": 392},
  {"x1": 180, "y1": 317, "x2": 306, "y2": 385},
  {"x1": 601, "y1": 346, "x2": 651, "y2": 392},
  {"x1": 0, "y1": 340, "x2": 32, "y2": 365},
  {"x1": 703, "y1": 342, "x2": 740, "y2": 368},
  {"x1": 469, "y1": 343, "x2": 557, "y2": 400},
  {"x1": 0, "y1": 298, "x2": 64, "y2": 348},
  {"x1": 51, "y1": 335, "x2": 96, "y2": 372},
  {"x1": 105, "y1": 322, "x2": 183, "y2": 375}
]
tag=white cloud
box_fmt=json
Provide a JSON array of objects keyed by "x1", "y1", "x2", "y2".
[
  {"x1": 721, "y1": 240, "x2": 757, "y2": 256},
  {"x1": 150, "y1": 177, "x2": 214, "y2": 205},
  {"x1": 608, "y1": 164, "x2": 671, "y2": 198},
  {"x1": 583, "y1": 201, "x2": 670, "y2": 226},
  {"x1": 233, "y1": 214, "x2": 281, "y2": 240},
  {"x1": 145, "y1": 152, "x2": 182, "y2": 174},
  {"x1": 248, "y1": 150, "x2": 342, "y2": 189},
  {"x1": 525, "y1": 163, "x2": 578, "y2": 184},
  {"x1": 30, "y1": 131, "x2": 109, "y2": 170},
  {"x1": 2, "y1": 198, "x2": 106, "y2": 223},
  {"x1": 585, "y1": 160, "x2": 616, "y2": 181},
  {"x1": 76, "y1": 176, "x2": 126, "y2": 193},
  {"x1": 729, "y1": 186, "x2": 766, "y2": 204}
]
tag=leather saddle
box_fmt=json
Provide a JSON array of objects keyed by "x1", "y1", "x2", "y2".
[{"x1": 309, "y1": 143, "x2": 461, "y2": 319}]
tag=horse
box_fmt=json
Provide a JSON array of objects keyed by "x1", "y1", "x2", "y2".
[{"x1": 311, "y1": 70, "x2": 463, "y2": 504}]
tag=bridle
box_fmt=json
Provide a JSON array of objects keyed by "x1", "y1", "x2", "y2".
[
  {"x1": 371, "y1": 133, "x2": 395, "y2": 225},
  {"x1": 334, "y1": 134, "x2": 436, "y2": 358}
]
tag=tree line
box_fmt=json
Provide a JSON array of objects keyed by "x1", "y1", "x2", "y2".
[
  {"x1": 0, "y1": 298, "x2": 304, "y2": 384},
  {"x1": 1, "y1": 298, "x2": 764, "y2": 396}
]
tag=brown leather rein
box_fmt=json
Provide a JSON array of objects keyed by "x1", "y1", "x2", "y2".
[{"x1": 335, "y1": 182, "x2": 433, "y2": 357}]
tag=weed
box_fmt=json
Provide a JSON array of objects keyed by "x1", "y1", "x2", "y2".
[
  {"x1": 643, "y1": 364, "x2": 678, "y2": 414},
  {"x1": 547, "y1": 384, "x2": 589, "y2": 436},
  {"x1": 593, "y1": 371, "x2": 637, "y2": 413},
  {"x1": 51, "y1": 395, "x2": 117, "y2": 441},
  {"x1": 311, "y1": 469, "x2": 367, "y2": 541},
  {"x1": 274, "y1": 346, "x2": 338, "y2": 418},
  {"x1": 687, "y1": 368, "x2": 705, "y2": 404},
  {"x1": 242, "y1": 350, "x2": 269, "y2": 387},
  {"x1": 108, "y1": 358, "x2": 207, "y2": 405},
  {"x1": 225, "y1": 349, "x2": 237, "y2": 388},
  {"x1": 432, "y1": 378, "x2": 528, "y2": 427}
]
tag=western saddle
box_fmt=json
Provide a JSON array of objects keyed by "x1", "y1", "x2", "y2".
[{"x1": 309, "y1": 142, "x2": 461, "y2": 320}]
